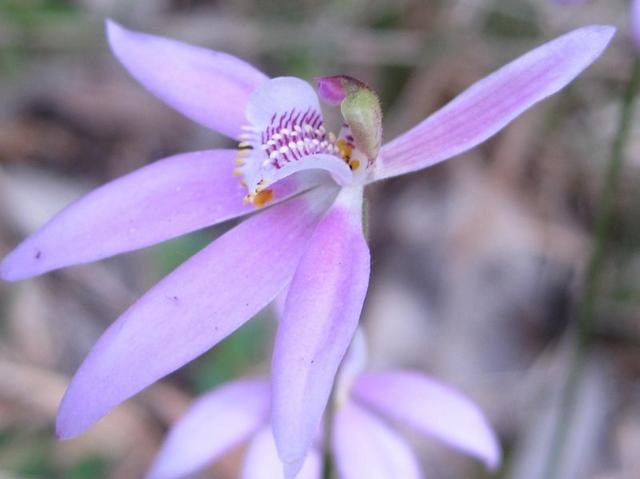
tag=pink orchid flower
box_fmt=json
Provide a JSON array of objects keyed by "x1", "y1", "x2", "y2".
[
  {"x1": 0, "y1": 19, "x2": 613, "y2": 476},
  {"x1": 146, "y1": 336, "x2": 498, "y2": 479}
]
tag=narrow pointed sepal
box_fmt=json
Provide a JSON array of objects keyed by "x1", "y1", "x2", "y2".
[
  {"x1": 0, "y1": 150, "x2": 321, "y2": 281},
  {"x1": 106, "y1": 19, "x2": 267, "y2": 138},
  {"x1": 272, "y1": 186, "x2": 370, "y2": 478},
  {"x1": 55, "y1": 187, "x2": 337, "y2": 439},
  {"x1": 374, "y1": 25, "x2": 615, "y2": 181}
]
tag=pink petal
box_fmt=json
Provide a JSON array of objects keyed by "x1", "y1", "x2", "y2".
[
  {"x1": 633, "y1": 0, "x2": 640, "y2": 51},
  {"x1": 1, "y1": 150, "x2": 317, "y2": 281},
  {"x1": 56, "y1": 187, "x2": 337, "y2": 439},
  {"x1": 552, "y1": 0, "x2": 587, "y2": 4},
  {"x1": 146, "y1": 379, "x2": 269, "y2": 479},
  {"x1": 242, "y1": 427, "x2": 321, "y2": 479},
  {"x1": 352, "y1": 370, "x2": 501, "y2": 469},
  {"x1": 271, "y1": 187, "x2": 370, "y2": 479},
  {"x1": 374, "y1": 25, "x2": 615, "y2": 181},
  {"x1": 333, "y1": 400, "x2": 422, "y2": 479},
  {"x1": 106, "y1": 20, "x2": 267, "y2": 138}
]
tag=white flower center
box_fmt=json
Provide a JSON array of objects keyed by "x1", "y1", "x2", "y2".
[
  {"x1": 235, "y1": 109, "x2": 362, "y2": 208},
  {"x1": 258, "y1": 108, "x2": 337, "y2": 166}
]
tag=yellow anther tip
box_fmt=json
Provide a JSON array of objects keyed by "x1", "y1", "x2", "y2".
[
  {"x1": 253, "y1": 188, "x2": 274, "y2": 208},
  {"x1": 336, "y1": 138, "x2": 353, "y2": 160}
]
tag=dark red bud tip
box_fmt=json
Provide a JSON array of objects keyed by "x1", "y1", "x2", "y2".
[{"x1": 315, "y1": 76, "x2": 347, "y2": 105}]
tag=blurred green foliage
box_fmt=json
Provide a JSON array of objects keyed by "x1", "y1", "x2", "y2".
[
  {"x1": 0, "y1": 426, "x2": 108, "y2": 478},
  {"x1": 0, "y1": 0, "x2": 80, "y2": 77},
  {"x1": 0, "y1": 0, "x2": 78, "y2": 26}
]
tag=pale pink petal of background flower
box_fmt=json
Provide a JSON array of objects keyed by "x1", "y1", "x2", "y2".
[
  {"x1": 242, "y1": 427, "x2": 321, "y2": 479},
  {"x1": 107, "y1": 20, "x2": 268, "y2": 138},
  {"x1": 374, "y1": 25, "x2": 615, "y2": 181},
  {"x1": 334, "y1": 400, "x2": 422, "y2": 479},
  {"x1": 271, "y1": 188, "x2": 370, "y2": 479},
  {"x1": 632, "y1": 0, "x2": 640, "y2": 50},
  {"x1": 552, "y1": 0, "x2": 587, "y2": 5},
  {"x1": 334, "y1": 329, "x2": 368, "y2": 396},
  {"x1": 147, "y1": 380, "x2": 269, "y2": 479},
  {"x1": 1, "y1": 150, "x2": 318, "y2": 281},
  {"x1": 353, "y1": 370, "x2": 501, "y2": 469},
  {"x1": 56, "y1": 187, "x2": 337, "y2": 439}
]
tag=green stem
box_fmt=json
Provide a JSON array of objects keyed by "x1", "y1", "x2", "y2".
[
  {"x1": 578, "y1": 59, "x2": 640, "y2": 354},
  {"x1": 322, "y1": 391, "x2": 336, "y2": 479},
  {"x1": 543, "y1": 58, "x2": 640, "y2": 479}
]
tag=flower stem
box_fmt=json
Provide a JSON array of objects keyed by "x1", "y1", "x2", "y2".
[
  {"x1": 362, "y1": 197, "x2": 370, "y2": 243},
  {"x1": 322, "y1": 391, "x2": 336, "y2": 479},
  {"x1": 542, "y1": 57, "x2": 640, "y2": 479}
]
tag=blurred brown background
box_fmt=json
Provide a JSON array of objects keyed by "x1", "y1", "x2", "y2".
[{"x1": 1, "y1": 1, "x2": 639, "y2": 478}]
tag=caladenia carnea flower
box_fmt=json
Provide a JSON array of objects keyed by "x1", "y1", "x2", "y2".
[
  {"x1": 0, "y1": 19, "x2": 613, "y2": 477},
  {"x1": 145, "y1": 334, "x2": 500, "y2": 479}
]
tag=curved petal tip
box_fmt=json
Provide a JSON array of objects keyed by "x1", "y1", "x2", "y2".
[
  {"x1": 105, "y1": 18, "x2": 130, "y2": 50},
  {"x1": 353, "y1": 370, "x2": 502, "y2": 470},
  {"x1": 1, "y1": 243, "x2": 48, "y2": 282},
  {"x1": 586, "y1": 24, "x2": 616, "y2": 48},
  {"x1": 105, "y1": 18, "x2": 268, "y2": 138},
  {"x1": 633, "y1": 1, "x2": 640, "y2": 51},
  {"x1": 0, "y1": 253, "x2": 20, "y2": 282},
  {"x1": 375, "y1": 23, "x2": 616, "y2": 182},
  {"x1": 105, "y1": 17, "x2": 120, "y2": 35},
  {"x1": 56, "y1": 408, "x2": 85, "y2": 440},
  {"x1": 283, "y1": 458, "x2": 305, "y2": 479}
]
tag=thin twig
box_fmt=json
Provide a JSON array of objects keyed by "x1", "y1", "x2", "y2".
[{"x1": 543, "y1": 57, "x2": 640, "y2": 479}]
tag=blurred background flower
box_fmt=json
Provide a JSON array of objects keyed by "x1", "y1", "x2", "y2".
[{"x1": 0, "y1": 1, "x2": 639, "y2": 479}]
